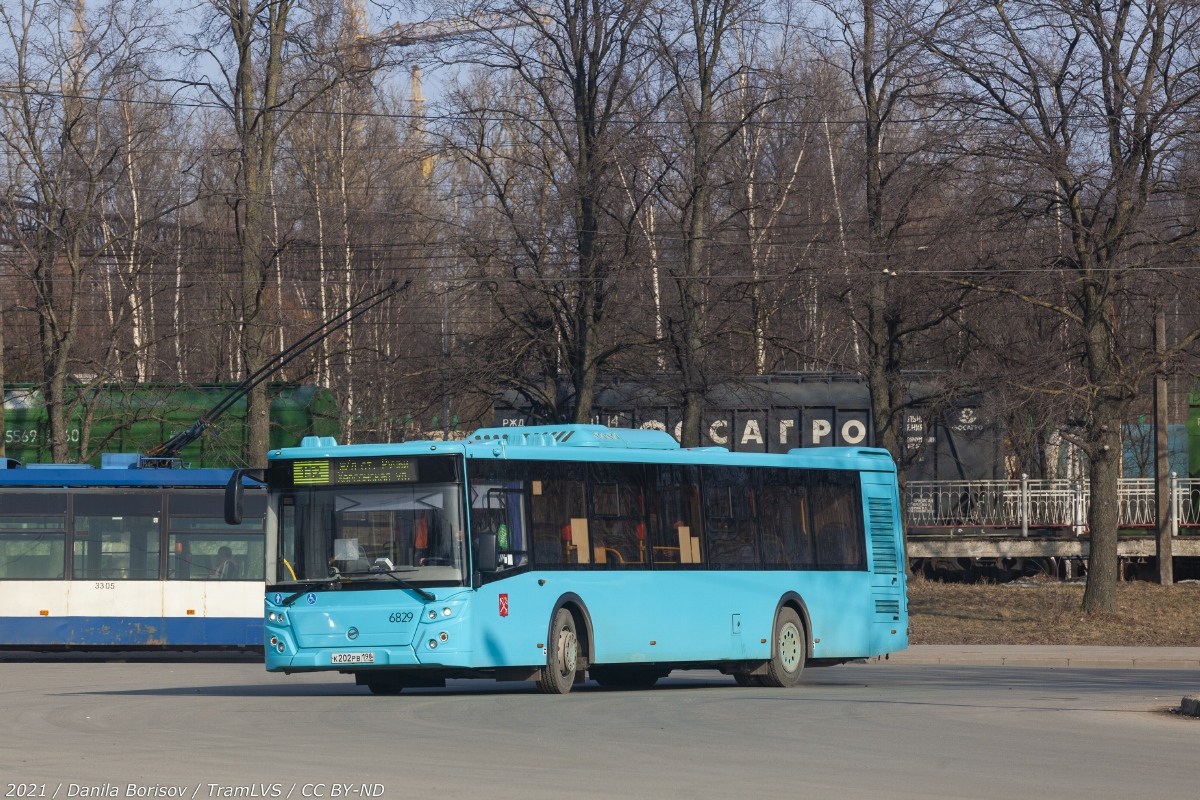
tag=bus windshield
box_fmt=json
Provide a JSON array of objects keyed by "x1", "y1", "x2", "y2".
[{"x1": 271, "y1": 456, "x2": 466, "y2": 587}]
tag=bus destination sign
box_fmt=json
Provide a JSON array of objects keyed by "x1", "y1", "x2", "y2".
[{"x1": 292, "y1": 457, "x2": 418, "y2": 486}]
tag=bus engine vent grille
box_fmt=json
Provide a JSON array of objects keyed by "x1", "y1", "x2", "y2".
[
  {"x1": 875, "y1": 598, "x2": 900, "y2": 616},
  {"x1": 868, "y1": 497, "x2": 899, "y2": 574}
]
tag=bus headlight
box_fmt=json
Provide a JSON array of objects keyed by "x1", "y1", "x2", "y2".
[
  {"x1": 276, "y1": 642, "x2": 285, "y2": 653},
  {"x1": 428, "y1": 610, "x2": 437, "y2": 620},
  {"x1": 269, "y1": 612, "x2": 277, "y2": 622},
  {"x1": 427, "y1": 639, "x2": 438, "y2": 649},
  {"x1": 442, "y1": 607, "x2": 452, "y2": 617}
]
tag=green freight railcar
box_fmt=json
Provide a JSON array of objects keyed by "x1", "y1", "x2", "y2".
[
  {"x1": 1191, "y1": 389, "x2": 1200, "y2": 480},
  {"x1": 1, "y1": 383, "x2": 339, "y2": 467}
]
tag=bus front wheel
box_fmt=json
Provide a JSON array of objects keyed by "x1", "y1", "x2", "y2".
[
  {"x1": 761, "y1": 607, "x2": 806, "y2": 688},
  {"x1": 536, "y1": 608, "x2": 580, "y2": 694}
]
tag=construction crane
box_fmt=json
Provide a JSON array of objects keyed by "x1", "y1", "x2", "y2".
[{"x1": 362, "y1": 6, "x2": 545, "y2": 177}]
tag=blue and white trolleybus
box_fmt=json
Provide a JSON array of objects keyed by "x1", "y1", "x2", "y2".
[
  {"x1": 246, "y1": 424, "x2": 907, "y2": 692},
  {"x1": 0, "y1": 455, "x2": 266, "y2": 649}
]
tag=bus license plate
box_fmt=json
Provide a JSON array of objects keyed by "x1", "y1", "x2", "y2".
[{"x1": 331, "y1": 652, "x2": 375, "y2": 664}]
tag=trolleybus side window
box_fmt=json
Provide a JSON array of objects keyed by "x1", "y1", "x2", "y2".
[
  {"x1": 645, "y1": 464, "x2": 705, "y2": 566},
  {"x1": 0, "y1": 493, "x2": 66, "y2": 579},
  {"x1": 72, "y1": 493, "x2": 161, "y2": 580},
  {"x1": 701, "y1": 467, "x2": 760, "y2": 567},
  {"x1": 167, "y1": 492, "x2": 265, "y2": 580},
  {"x1": 588, "y1": 464, "x2": 648, "y2": 567},
  {"x1": 757, "y1": 468, "x2": 813, "y2": 568},
  {"x1": 809, "y1": 471, "x2": 866, "y2": 570}
]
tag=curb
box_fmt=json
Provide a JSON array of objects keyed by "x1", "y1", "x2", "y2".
[{"x1": 865, "y1": 646, "x2": 1200, "y2": 670}]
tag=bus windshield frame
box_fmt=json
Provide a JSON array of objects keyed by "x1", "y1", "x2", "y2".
[{"x1": 266, "y1": 454, "x2": 467, "y2": 588}]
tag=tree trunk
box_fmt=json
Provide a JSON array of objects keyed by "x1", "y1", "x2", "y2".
[{"x1": 1082, "y1": 407, "x2": 1121, "y2": 612}]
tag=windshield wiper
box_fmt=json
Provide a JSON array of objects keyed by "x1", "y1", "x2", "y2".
[
  {"x1": 337, "y1": 569, "x2": 437, "y2": 601},
  {"x1": 276, "y1": 577, "x2": 340, "y2": 606}
]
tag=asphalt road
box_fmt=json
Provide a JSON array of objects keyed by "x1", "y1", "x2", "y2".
[{"x1": 0, "y1": 661, "x2": 1195, "y2": 799}]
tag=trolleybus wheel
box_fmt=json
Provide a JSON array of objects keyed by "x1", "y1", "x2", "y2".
[
  {"x1": 536, "y1": 608, "x2": 579, "y2": 694},
  {"x1": 590, "y1": 665, "x2": 663, "y2": 689},
  {"x1": 760, "y1": 607, "x2": 806, "y2": 688}
]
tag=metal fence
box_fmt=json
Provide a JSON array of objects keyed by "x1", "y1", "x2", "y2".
[{"x1": 905, "y1": 475, "x2": 1200, "y2": 535}]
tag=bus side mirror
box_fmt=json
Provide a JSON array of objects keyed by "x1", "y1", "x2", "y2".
[
  {"x1": 475, "y1": 532, "x2": 498, "y2": 573},
  {"x1": 225, "y1": 469, "x2": 265, "y2": 525}
]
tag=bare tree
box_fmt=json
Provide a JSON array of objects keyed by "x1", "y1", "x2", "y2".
[
  {"x1": 809, "y1": 0, "x2": 981, "y2": 496},
  {"x1": 930, "y1": 0, "x2": 1200, "y2": 611},
  {"x1": 188, "y1": 0, "x2": 380, "y2": 464},
  {"x1": 652, "y1": 0, "x2": 756, "y2": 446},
  {"x1": 0, "y1": 0, "x2": 172, "y2": 461},
  {"x1": 443, "y1": 0, "x2": 655, "y2": 423}
]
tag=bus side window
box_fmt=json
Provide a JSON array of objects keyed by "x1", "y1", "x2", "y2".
[
  {"x1": 481, "y1": 461, "x2": 585, "y2": 567},
  {"x1": 587, "y1": 464, "x2": 648, "y2": 567},
  {"x1": 646, "y1": 464, "x2": 704, "y2": 566},
  {"x1": 809, "y1": 471, "x2": 866, "y2": 570},
  {"x1": 469, "y1": 481, "x2": 529, "y2": 569},
  {"x1": 758, "y1": 468, "x2": 812, "y2": 568},
  {"x1": 701, "y1": 467, "x2": 759, "y2": 566}
]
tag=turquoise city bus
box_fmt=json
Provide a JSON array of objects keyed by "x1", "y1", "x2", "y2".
[{"x1": 240, "y1": 424, "x2": 907, "y2": 693}]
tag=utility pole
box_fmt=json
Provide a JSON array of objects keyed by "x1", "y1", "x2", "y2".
[
  {"x1": 1154, "y1": 307, "x2": 1172, "y2": 584},
  {"x1": 442, "y1": 282, "x2": 450, "y2": 441}
]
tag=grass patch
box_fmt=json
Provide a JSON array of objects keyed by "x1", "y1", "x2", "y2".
[{"x1": 907, "y1": 579, "x2": 1200, "y2": 646}]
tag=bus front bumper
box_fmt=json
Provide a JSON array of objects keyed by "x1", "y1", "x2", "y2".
[{"x1": 265, "y1": 645, "x2": 474, "y2": 672}]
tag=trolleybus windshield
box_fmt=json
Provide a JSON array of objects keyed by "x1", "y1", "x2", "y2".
[{"x1": 269, "y1": 455, "x2": 466, "y2": 587}]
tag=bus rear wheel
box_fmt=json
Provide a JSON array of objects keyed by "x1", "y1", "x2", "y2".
[
  {"x1": 590, "y1": 665, "x2": 664, "y2": 689},
  {"x1": 760, "y1": 607, "x2": 806, "y2": 688},
  {"x1": 733, "y1": 673, "x2": 762, "y2": 687},
  {"x1": 536, "y1": 608, "x2": 580, "y2": 694}
]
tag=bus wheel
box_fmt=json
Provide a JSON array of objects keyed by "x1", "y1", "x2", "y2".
[
  {"x1": 536, "y1": 608, "x2": 579, "y2": 694},
  {"x1": 590, "y1": 665, "x2": 663, "y2": 689},
  {"x1": 733, "y1": 673, "x2": 761, "y2": 687},
  {"x1": 761, "y1": 608, "x2": 806, "y2": 688}
]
